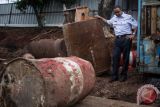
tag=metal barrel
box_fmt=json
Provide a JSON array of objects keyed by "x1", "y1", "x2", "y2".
[
  {"x1": 27, "y1": 38, "x2": 67, "y2": 58},
  {"x1": 1, "y1": 56, "x2": 95, "y2": 107},
  {"x1": 129, "y1": 50, "x2": 137, "y2": 67},
  {"x1": 140, "y1": 39, "x2": 157, "y2": 65},
  {"x1": 120, "y1": 50, "x2": 137, "y2": 66},
  {"x1": 63, "y1": 19, "x2": 111, "y2": 74}
]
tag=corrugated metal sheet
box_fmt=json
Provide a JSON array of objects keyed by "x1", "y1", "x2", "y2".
[
  {"x1": 115, "y1": 0, "x2": 138, "y2": 20},
  {"x1": 0, "y1": 0, "x2": 100, "y2": 27},
  {"x1": 0, "y1": 15, "x2": 10, "y2": 24},
  {"x1": 79, "y1": 0, "x2": 101, "y2": 16},
  {"x1": 80, "y1": 0, "x2": 100, "y2": 10},
  {"x1": 0, "y1": 3, "x2": 11, "y2": 14},
  {"x1": 0, "y1": 0, "x2": 16, "y2": 4}
]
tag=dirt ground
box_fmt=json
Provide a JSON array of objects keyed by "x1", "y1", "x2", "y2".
[
  {"x1": 0, "y1": 27, "x2": 63, "y2": 59},
  {"x1": 0, "y1": 27, "x2": 159, "y2": 107},
  {"x1": 90, "y1": 71, "x2": 144, "y2": 102}
]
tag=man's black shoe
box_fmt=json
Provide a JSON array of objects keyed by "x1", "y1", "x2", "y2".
[
  {"x1": 119, "y1": 77, "x2": 127, "y2": 82},
  {"x1": 108, "y1": 78, "x2": 118, "y2": 83}
]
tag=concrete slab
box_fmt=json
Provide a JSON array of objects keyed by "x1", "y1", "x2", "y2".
[{"x1": 75, "y1": 96, "x2": 153, "y2": 107}]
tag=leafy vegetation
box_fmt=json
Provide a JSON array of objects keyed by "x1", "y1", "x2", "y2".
[
  {"x1": 58, "y1": 0, "x2": 76, "y2": 8},
  {"x1": 15, "y1": 0, "x2": 76, "y2": 27},
  {"x1": 15, "y1": 0, "x2": 47, "y2": 27}
]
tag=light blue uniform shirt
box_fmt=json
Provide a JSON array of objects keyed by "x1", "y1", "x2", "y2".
[{"x1": 106, "y1": 12, "x2": 138, "y2": 36}]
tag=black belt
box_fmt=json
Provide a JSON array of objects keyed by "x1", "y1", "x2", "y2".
[{"x1": 116, "y1": 34, "x2": 131, "y2": 39}]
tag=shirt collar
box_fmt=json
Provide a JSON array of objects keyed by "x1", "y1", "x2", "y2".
[
  {"x1": 114, "y1": 12, "x2": 125, "y2": 18},
  {"x1": 121, "y1": 12, "x2": 125, "y2": 17}
]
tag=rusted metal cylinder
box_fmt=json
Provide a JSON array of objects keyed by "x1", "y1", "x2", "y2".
[
  {"x1": 1, "y1": 56, "x2": 95, "y2": 107},
  {"x1": 27, "y1": 38, "x2": 67, "y2": 58},
  {"x1": 120, "y1": 50, "x2": 137, "y2": 67},
  {"x1": 129, "y1": 50, "x2": 137, "y2": 67},
  {"x1": 137, "y1": 84, "x2": 160, "y2": 105}
]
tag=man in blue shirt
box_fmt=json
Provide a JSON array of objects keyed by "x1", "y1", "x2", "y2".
[{"x1": 96, "y1": 5, "x2": 137, "y2": 82}]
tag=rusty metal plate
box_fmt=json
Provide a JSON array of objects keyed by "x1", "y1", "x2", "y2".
[{"x1": 63, "y1": 19, "x2": 111, "y2": 74}]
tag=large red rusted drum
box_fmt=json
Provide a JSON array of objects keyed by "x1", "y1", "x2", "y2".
[
  {"x1": 63, "y1": 19, "x2": 111, "y2": 74},
  {"x1": 129, "y1": 50, "x2": 137, "y2": 67},
  {"x1": 137, "y1": 84, "x2": 160, "y2": 105},
  {"x1": 1, "y1": 56, "x2": 95, "y2": 107},
  {"x1": 141, "y1": 88, "x2": 157, "y2": 104}
]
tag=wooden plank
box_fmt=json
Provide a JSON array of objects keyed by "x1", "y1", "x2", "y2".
[
  {"x1": 75, "y1": 96, "x2": 153, "y2": 107},
  {"x1": 146, "y1": 7, "x2": 151, "y2": 35},
  {"x1": 142, "y1": 7, "x2": 147, "y2": 34},
  {"x1": 151, "y1": 6, "x2": 157, "y2": 34},
  {"x1": 75, "y1": 7, "x2": 90, "y2": 22},
  {"x1": 143, "y1": 2, "x2": 160, "y2": 6}
]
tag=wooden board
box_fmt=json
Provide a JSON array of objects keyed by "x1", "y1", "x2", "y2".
[
  {"x1": 151, "y1": 6, "x2": 157, "y2": 34},
  {"x1": 75, "y1": 7, "x2": 90, "y2": 22}
]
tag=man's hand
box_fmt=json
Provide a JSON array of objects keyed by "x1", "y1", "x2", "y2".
[
  {"x1": 94, "y1": 15, "x2": 103, "y2": 20},
  {"x1": 129, "y1": 34, "x2": 135, "y2": 40},
  {"x1": 94, "y1": 15, "x2": 107, "y2": 23},
  {"x1": 95, "y1": 15, "x2": 100, "y2": 18}
]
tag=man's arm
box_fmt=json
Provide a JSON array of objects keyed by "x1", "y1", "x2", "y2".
[
  {"x1": 95, "y1": 15, "x2": 112, "y2": 26},
  {"x1": 129, "y1": 28, "x2": 137, "y2": 40},
  {"x1": 132, "y1": 28, "x2": 137, "y2": 36},
  {"x1": 95, "y1": 15, "x2": 107, "y2": 22},
  {"x1": 129, "y1": 15, "x2": 138, "y2": 34},
  {"x1": 128, "y1": 15, "x2": 138, "y2": 39}
]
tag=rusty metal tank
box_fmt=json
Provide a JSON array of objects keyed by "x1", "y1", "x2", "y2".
[
  {"x1": 1, "y1": 56, "x2": 95, "y2": 107},
  {"x1": 63, "y1": 18, "x2": 111, "y2": 74},
  {"x1": 27, "y1": 38, "x2": 67, "y2": 58}
]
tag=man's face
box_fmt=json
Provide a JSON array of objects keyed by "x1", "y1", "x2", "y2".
[{"x1": 114, "y1": 8, "x2": 122, "y2": 17}]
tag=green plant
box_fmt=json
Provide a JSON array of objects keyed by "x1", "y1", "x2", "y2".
[
  {"x1": 59, "y1": 0, "x2": 76, "y2": 8},
  {"x1": 15, "y1": 0, "x2": 48, "y2": 27}
]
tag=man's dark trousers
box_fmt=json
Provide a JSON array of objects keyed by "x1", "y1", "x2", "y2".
[{"x1": 112, "y1": 36, "x2": 131, "y2": 80}]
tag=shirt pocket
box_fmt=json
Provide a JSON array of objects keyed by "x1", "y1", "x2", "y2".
[
  {"x1": 121, "y1": 20, "x2": 128, "y2": 25},
  {"x1": 112, "y1": 21, "x2": 119, "y2": 28}
]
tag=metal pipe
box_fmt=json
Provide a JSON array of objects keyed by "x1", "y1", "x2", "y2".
[
  {"x1": 8, "y1": 3, "x2": 13, "y2": 24},
  {"x1": 137, "y1": 0, "x2": 142, "y2": 63}
]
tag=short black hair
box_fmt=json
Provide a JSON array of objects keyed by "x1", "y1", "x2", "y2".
[{"x1": 114, "y1": 5, "x2": 122, "y2": 10}]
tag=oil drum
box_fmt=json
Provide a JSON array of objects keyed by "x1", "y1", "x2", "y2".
[
  {"x1": 1, "y1": 56, "x2": 95, "y2": 107},
  {"x1": 27, "y1": 38, "x2": 67, "y2": 58},
  {"x1": 120, "y1": 50, "x2": 137, "y2": 67},
  {"x1": 137, "y1": 84, "x2": 160, "y2": 105},
  {"x1": 129, "y1": 50, "x2": 137, "y2": 67},
  {"x1": 140, "y1": 39, "x2": 156, "y2": 65}
]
